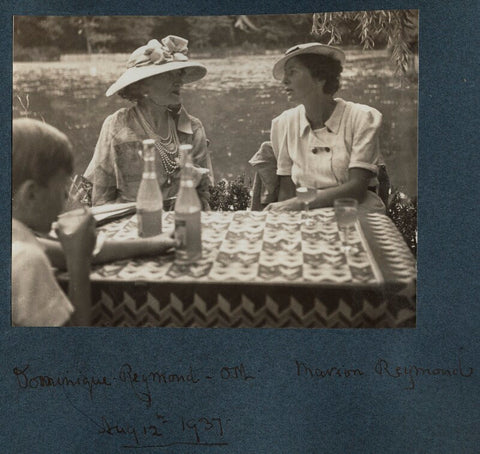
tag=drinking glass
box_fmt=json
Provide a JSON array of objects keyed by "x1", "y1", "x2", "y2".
[
  {"x1": 334, "y1": 198, "x2": 359, "y2": 254},
  {"x1": 57, "y1": 208, "x2": 105, "y2": 257},
  {"x1": 296, "y1": 186, "x2": 317, "y2": 227},
  {"x1": 65, "y1": 175, "x2": 91, "y2": 211}
]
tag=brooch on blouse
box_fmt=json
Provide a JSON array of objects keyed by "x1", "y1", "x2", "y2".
[{"x1": 311, "y1": 146, "x2": 331, "y2": 154}]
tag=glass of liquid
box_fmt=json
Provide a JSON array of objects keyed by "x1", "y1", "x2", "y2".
[
  {"x1": 296, "y1": 186, "x2": 317, "y2": 227},
  {"x1": 56, "y1": 208, "x2": 105, "y2": 257},
  {"x1": 334, "y1": 198, "x2": 359, "y2": 255}
]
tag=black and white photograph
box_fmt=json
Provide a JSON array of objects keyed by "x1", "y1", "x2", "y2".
[
  {"x1": 12, "y1": 11, "x2": 418, "y2": 328},
  {"x1": 4, "y1": 2, "x2": 479, "y2": 453}
]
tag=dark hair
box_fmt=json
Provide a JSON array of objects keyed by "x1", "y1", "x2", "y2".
[
  {"x1": 12, "y1": 118, "x2": 73, "y2": 195},
  {"x1": 293, "y1": 53, "x2": 343, "y2": 95},
  {"x1": 117, "y1": 79, "x2": 148, "y2": 102}
]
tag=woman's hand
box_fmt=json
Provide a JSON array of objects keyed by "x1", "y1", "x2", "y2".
[
  {"x1": 149, "y1": 231, "x2": 178, "y2": 254},
  {"x1": 192, "y1": 167, "x2": 210, "y2": 188},
  {"x1": 194, "y1": 168, "x2": 212, "y2": 211},
  {"x1": 264, "y1": 197, "x2": 304, "y2": 211}
]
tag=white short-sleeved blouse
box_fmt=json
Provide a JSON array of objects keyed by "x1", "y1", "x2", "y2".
[{"x1": 272, "y1": 98, "x2": 383, "y2": 186}]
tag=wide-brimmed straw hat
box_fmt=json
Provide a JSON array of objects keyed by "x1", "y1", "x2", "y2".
[
  {"x1": 106, "y1": 35, "x2": 207, "y2": 97},
  {"x1": 272, "y1": 42, "x2": 345, "y2": 80}
]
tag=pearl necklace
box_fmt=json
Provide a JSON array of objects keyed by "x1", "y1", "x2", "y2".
[{"x1": 138, "y1": 109, "x2": 180, "y2": 177}]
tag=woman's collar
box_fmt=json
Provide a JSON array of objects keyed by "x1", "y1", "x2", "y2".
[
  {"x1": 172, "y1": 105, "x2": 193, "y2": 134},
  {"x1": 299, "y1": 98, "x2": 346, "y2": 135},
  {"x1": 324, "y1": 98, "x2": 346, "y2": 134}
]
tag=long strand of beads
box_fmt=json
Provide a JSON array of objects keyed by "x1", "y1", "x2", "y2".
[
  {"x1": 156, "y1": 143, "x2": 178, "y2": 174},
  {"x1": 155, "y1": 116, "x2": 179, "y2": 175},
  {"x1": 138, "y1": 109, "x2": 181, "y2": 177}
]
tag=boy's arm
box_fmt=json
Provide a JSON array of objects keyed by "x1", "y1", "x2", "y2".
[{"x1": 40, "y1": 234, "x2": 176, "y2": 270}]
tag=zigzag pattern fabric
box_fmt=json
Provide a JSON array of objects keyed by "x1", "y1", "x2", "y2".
[
  {"x1": 91, "y1": 210, "x2": 385, "y2": 284},
  {"x1": 82, "y1": 209, "x2": 416, "y2": 328},
  {"x1": 90, "y1": 284, "x2": 415, "y2": 328}
]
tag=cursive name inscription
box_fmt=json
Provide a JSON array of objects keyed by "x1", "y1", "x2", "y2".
[
  {"x1": 12, "y1": 362, "x2": 255, "y2": 407},
  {"x1": 374, "y1": 357, "x2": 474, "y2": 390},
  {"x1": 295, "y1": 360, "x2": 365, "y2": 379},
  {"x1": 13, "y1": 364, "x2": 111, "y2": 399}
]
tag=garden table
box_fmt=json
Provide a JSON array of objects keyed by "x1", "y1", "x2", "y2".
[{"x1": 64, "y1": 209, "x2": 416, "y2": 328}]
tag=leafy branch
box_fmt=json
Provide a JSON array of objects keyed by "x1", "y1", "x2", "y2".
[{"x1": 312, "y1": 10, "x2": 418, "y2": 79}]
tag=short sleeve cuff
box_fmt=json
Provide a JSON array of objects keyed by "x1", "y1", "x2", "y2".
[
  {"x1": 276, "y1": 170, "x2": 292, "y2": 176},
  {"x1": 349, "y1": 161, "x2": 378, "y2": 175}
]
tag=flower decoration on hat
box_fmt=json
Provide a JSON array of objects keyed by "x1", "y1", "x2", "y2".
[
  {"x1": 127, "y1": 36, "x2": 189, "y2": 69},
  {"x1": 106, "y1": 35, "x2": 206, "y2": 97}
]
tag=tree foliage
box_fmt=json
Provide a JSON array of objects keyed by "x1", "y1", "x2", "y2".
[
  {"x1": 238, "y1": 14, "x2": 313, "y2": 45},
  {"x1": 13, "y1": 14, "x2": 314, "y2": 58},
  {"x1": 185, "y1": 15, "x2": 237, "y2": 48},
  {"x1": 14, "y1": 11, "x2": 418, "y2": 69},
  {"x1": 312, "y1": 10, "x2": 418, "y2": 77}
]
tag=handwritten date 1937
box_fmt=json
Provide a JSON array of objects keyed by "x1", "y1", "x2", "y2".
[{"x1": 99, "y1": 413, "x2": 227, "y2": 447}]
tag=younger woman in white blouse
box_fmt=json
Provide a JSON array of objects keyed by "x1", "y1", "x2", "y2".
[{"x1": 265, "y1": 42, "x2": 385, "y2": 214}]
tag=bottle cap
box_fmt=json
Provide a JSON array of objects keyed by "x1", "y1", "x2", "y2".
[
  {"x1": 178, "y1": 144, "x2": 193, "y2": 152},
  {"x1": 141, "y1": 139, "x2": 156, "y2": 160}
]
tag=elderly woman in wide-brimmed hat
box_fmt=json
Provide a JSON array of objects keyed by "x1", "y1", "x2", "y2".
[
  {"x1": 260, "y1": 42, "x2": 385, "y2": 213},
  {"x1": 84, "y1": 35, "x2": 213, "y2": 209}
]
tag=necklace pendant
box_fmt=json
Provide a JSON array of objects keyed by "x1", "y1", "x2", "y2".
[{"x1": 167, "y1": 176, "x2": 171, "y2": 185}]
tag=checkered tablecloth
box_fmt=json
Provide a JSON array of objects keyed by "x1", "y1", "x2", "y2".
[{"x1": 78, "y1": 209, "x2": 416, "y2": 328}]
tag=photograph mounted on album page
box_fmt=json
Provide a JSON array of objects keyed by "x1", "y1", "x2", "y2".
[{"x1": 2, "y1": 1, "x2": 479, "y2": 453}]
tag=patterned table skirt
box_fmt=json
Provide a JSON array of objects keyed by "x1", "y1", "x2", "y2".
[
  {"x1": 90, "y1": 282, "x2": 415, "y2": 328},
  {"x1": 76, "y1": 209, "x2": 417, "y2": 328}
]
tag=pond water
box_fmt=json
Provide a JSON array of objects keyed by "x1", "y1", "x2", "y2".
[{"x1": 13, "y1": 51, "x2": 417, "y2": 197}]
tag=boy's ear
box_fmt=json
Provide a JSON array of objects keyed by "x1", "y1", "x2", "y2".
[
  {"x1": 13, "y1": 180, "x2": 39, "y2": 207},
  {"x1": 317, "y1": 79, "x2": 326, "y2": 90}
]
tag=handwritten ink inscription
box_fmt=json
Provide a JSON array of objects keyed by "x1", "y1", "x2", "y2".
[
  {"x1": 294, "y1": 356, "x2": 474, "y2": 390},
  {"x1": 13, "y1": 355, "x2": 474, "y2": 403},
  {"x1": 98, "y1": 413, "x2": 228, "y2": 448},
  {"x1": 10, "y1": 354, "x2": 474, "y2": 449},
  {"x1": 13, "y1": 362, "x2": 255, "y2": 407},
  {"x1": 373, "y1": 357, "x2": 474, "y2": 390},
  {"x1": 13, "y1": 364, "x2": 112, "y2": 398},
  {"x1": 295, "y1": 360, "x2": 365, "y2": 379},
  {"x1": 11, "y1": 363, "x2": 251, "y2": 449}
]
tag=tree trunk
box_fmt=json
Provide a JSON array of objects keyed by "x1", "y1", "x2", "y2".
[{"x1": 80, "y1": 17, "x2": 93, "y2": 54}]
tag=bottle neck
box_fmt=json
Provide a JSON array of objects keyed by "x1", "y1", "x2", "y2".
[
  {"x1": 142, "y1": 154, "x2": 157, "y2": 179},
  {"x1": 180, "y1": 177, "x2": 195, "y2": 188},
  {"x1": 180, "y1": 153, "x2": 195, "y2": 186}
]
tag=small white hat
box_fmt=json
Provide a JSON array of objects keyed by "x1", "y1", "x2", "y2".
[
  {"x1": 272, "y1": 42, "x2": 345, "y2": 80},
  {"x1": 106, "y1": 35, "x2": 207, "y2": 97}
]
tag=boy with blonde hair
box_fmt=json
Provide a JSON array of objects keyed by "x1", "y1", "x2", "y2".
[
  {"x1": 12, "y1": 118, "x2": 95, "y2": 326},
  {"x1": 12, "y1": 119, "x2": 177, "y2": 326}
]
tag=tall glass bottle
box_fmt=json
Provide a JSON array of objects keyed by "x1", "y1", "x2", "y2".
[
  {"x1": 137, "y1": 139, "x2": 163, "y2": 237},
  {"x1": 175, "y1": 144, "x2": 202, "y2": 263}
]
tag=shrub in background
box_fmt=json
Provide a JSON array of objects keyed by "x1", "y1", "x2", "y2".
[
  {"x1": 209, "y1": 175, "x2": 251, "y2": 211},
  {"x1": 387, "y1": 189, "x2": 417, "y2": 256},
  {"x1": 76, "y1": 174, "x2": 252, "y2": 211}
]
